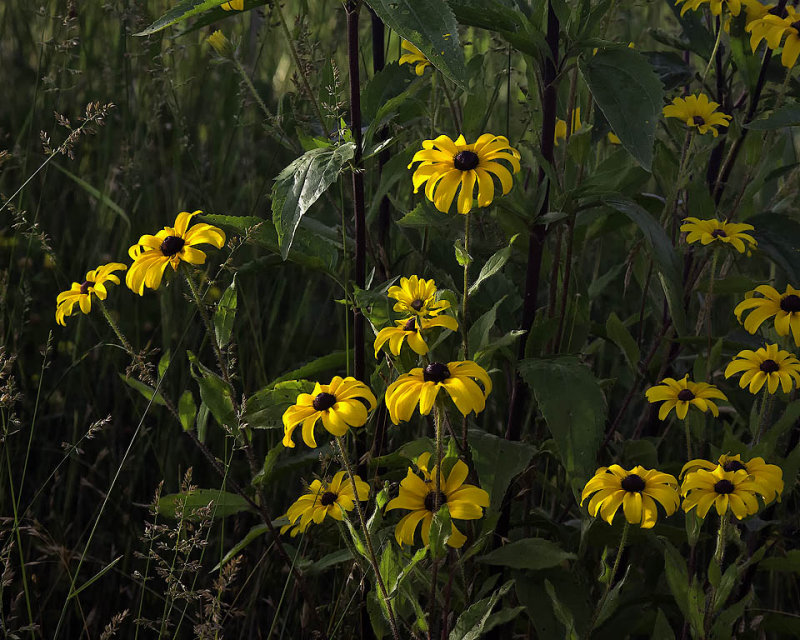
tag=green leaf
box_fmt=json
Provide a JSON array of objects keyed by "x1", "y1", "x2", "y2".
[
  {"x1": 745, "y1": 104, "x2": 800, "y2": 130},
  {"x1": 478, "y1": 538, "x2": 575, "y2": 570},
  {"x1": 469, "y1": 235, "x2": 518, "y2": 296},
  {"x1": 68, "y1": 556, "x2": 122, "y2": 599},
  {"x1": 118, "y1": 374, "x2": 167, "y2": 406},
  {"x1": 663, "y1": 541, "x2": 704, "y2": 633},
  {"x1": 580, "y1": 49, "x2": 664, "y2": 171},
  {"x1": 271, "y1": 143, "x2": 355, "y2": 259},
  {"x1": 365, "y1": 0, "x2": 466, "y2": 88},
  {"x1": 594, "y1": 565, "x2": 629, "y2": 628},
  {"x1": 749, "y1": 212, "x2": 800, "y2": 281},
  {"x1": 158, "y1": 349, "x2": 172, "y2": 380},
  {"x1": 269, "y1": 351, "x2": 348, "y2": 386},
  {"x1": 214, "y1": 275, "x2": 237, "y2": 346},
  {"x1": 543, "y1": 579, "x2": 578, "y2": 639},
  {"x1": 135, "y1": 0, "x2": 232, "y2": 36},
  {"x1": 448, "y1": 580, "x2": 514, "y2": 640},
  {"x1": 157, "y1": 489, "x2": 251, "y2": 520},
  {"x1": 188, "y1": 357, "x2": 237, "y2": 429},
  {"x1": 307, "y1": 549, "x2": 354, "y2": 575},
  {"x1": 652, "y1": 609, "x2": 676, "y2": 640},
  {"x1": 388, "y1": 547, "x2": 427, "y2": 599},
  {"x1": 213, "y1": 524, "x2": 268, "y2": 571},
  {"x1": 429, "y1": 506, "x2": 452, "y2": 559},
  {"x1": 178, "y1": 390, "x2": 196, "y2": 432},
  {"x1": 245, "y1": 380, "x2": 313, "y2": 430},
  {"x1": 468, "y1": 297, "x2": 505, "y2": 357},
  {"x1": 454, "y1": 238, "x2": 472, "y2": 266},
  {"x1": 605, "y1": 312, "x2": 640, "y2": 371},
  {"x1": 397, "y1": 202, "x2": 451, "y2": 228},
  {"x1": 468, "y1": 428, "x2": 535, "y2": 512}
]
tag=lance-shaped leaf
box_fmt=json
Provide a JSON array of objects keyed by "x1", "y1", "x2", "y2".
[{"x1": 135, "y1": 0, "x2": 234, "y2": 36}]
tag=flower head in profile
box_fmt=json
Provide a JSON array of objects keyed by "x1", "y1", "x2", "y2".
[
  {"x1": 399, "y1": 40, "x2": 431, "y2": 75},
  {"x1": 682, "y1": 454, "x2": 783, "y2": 504},
  {"x1": 675, "y1": 0, "x2": 741, "y2": 16},
  {"x1": 734, "y1": 285, "x2": 800, "y2": 345},
  {"x1": 221, "y1": 0, "x2": 244, "y2": 10},
  {"x1": 387, "y1": 275, "x2": 450, "y2": 318},
  {"x1": 280, "y1": 471, "x2": 369, "y2": 536},
  {"x1": 282, "y1": 376, "x2": 377, "y2": 448},
  {"x1": 384, "y1": 361, "x2": 492, "y2": 424},
  {"x1": 680, "y1": 217, "x2": 757, "y2": 254},
  {"x1": 554, "y1": 108, "x2": 582, "y2": 146},
  {"x1": 408, "y1": 134, "x2": 521, "y2": 214},
  {"x1": 724, "y1": 343, "x2": 800, "y2": 394},
  {"x1": 207, "y1": 30, "x2": 234, "y2": 58},
  {"x1": 385, "y1": 453, "x2": 489, "y2": 548},
  {"x1": 747, "y1": 6, "x2": 800, "y2": 68},
  {"x1": 681, "y1": 466, "x2": 761, "y2": 519},
  {"x1": 56, "y1": 263, "x2": 127, "y2": 326},
  {"x1": 126, "y1": 211, "x2": 226, "y2": 295},
  {"x1": 580, "y1": 465, "x2": 680, "y2": 529},
  {"x1": 645, "y1": 375, "x2": 727, "y2": 420},
  {"x1": 374, "y1": 315, "x2": 459, "y2": 358},
  {"x1": 663, "y1": 94, "x2": 732, "y2": 136}
]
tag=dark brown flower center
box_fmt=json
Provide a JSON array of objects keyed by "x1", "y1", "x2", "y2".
[
  {"x1": 80, "y1": 281, "x2": 92, "y2": 295},
  {"x1": 791, "y1": 20, "x2": 800, "y2": 31},
  {"x1": 424, "y1": 490, "x2": 448, "y2": 512},
  {"x1": 692, "y1": 115, "x2": 706, "y2": 126},
  {"x1": 769, "y1": 5, "x2": 788, "y2": 17},
  {"x1": 711, "y1": 229, "x2": 727, "y2": 238},
  {"x1": 410, "y1": 299, "x2": 424, "y2": 311},
  {"x1": 453, "y1": 150, "x2": 479, "y2": 171},
  {"x1": 160, "y1": 235, "x2": 186, "y2": 256},
  {"x1": 320, "y1": 491, "x2": 337, "y2": 506},
  {"x1": 423, "y1": 362, "x2": 451, "y2": 383},
  {"x1": 780, "y1": 294, "x2": 800, "y2": 313},
  {"x1": 714, "y1": 479, "x2": 735, "y2": 494},
  {"x1": 677, "y1": 389, "x2": 695, "y2": 401},
  {"x1": 620, "y1": 474, "x2": 646, "y2": 493},
  {"x1": 722, "y1": 460, "x2": 747, "y2": 473},
  {"x1": 760, "y1": 359, "x2": 780, "y2": 373},
  {"x1": 312, "y1": 392, "x2": 337, "y2": 411},
  {"x1": 403, "y1": 317, "x2": 417, "y2": 332}
]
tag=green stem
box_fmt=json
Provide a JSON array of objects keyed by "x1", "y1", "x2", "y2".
[
  {"x1": 755, "y1": 388, "x2": 773, "y2": 444},
  {"x1": 704, "y1": 249, "x2": 719, "y2": 381},
  {"x1": 664, "y1": 130, "x2": 694, "y2": 232},
  {"x1": 714, "y1": 512, "x2": 728, "y2": 567},
  {"x1": 587, "y1": 522, "x2": 630, "y2": 637},
  {"x1": 439, "y1": 72, "x2": 462, "y2": 133},
  {"x1": 462, "y1": 211, "x2": 471, "y2": 360},
  {"x1": 685, "y1": 418, "x2": 693, "y2": 460},
  {"x1": 701, "y1": 16, "x2": 723, "y2": 86}
]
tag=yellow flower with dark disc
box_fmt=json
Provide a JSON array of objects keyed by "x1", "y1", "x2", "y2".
[
  {"x1": 56, "y1": 263, "x2": 127, "y2": 326},
  {"x1": 663, "y1": 94, "x2": 732, "y2": 136},
  {"x1": 680, "y1": 217, "x2": 757, "y2": 254},
  {"x1": 399, "y1": 40, "x2": 431, "y2": 75},
  {"x1": 280, "y1": 471, "x2": 369, "y2": 536},
  {"x1": 126, "y1": 211, "x2": 226, "y2": 295},
  {"x1": 682, "y1": 454, "x2": 783, "y2": 504},
  {"x1": 282, "y1": 376, "x2": 377, "y2": 448},
  {"x1": 580, "y1": 465, "x2": 680, "y2": 529},
  {"x1": 681, "y1": 466, "x2": 761, "y2": 519},
  {"x1": 374, "y1": 314, "x2": 458, "y2": 358},
  {"x1": 734, "y1": 285, "x2": 800, "y2": 345},
  {"x1": 409, "y1": 133, "x2": 521, "y2": 214},
  {"x1": 554, "y1": 108, "x2": 582, "y2": 146},
  {"x1": 645, "y1": 375, "x2": 727, "y2": 420},
  {"x1": 747, "y1": 6, "x2": 800, "y2": 68},
  {"x1": 384, "y1": 361, "x2": 492, "y2": 424},
  {"x1": 724, "y1": 343, "x2": 800, "y2": 394},
  {"x1": 387, "y1": 275, "x2": 450, "y2": 318},
  {"x1": 385, "y1": 453, "x2": 489, "y2": 548},
  {"x1": 675, "y1": 0, "x2": 741, "y2": 16}
]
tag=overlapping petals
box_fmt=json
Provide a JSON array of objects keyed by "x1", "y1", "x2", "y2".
[
  {"x1": 373, "y1": 314, "x2": 459, "y2": 358},
  {"x1": 681, "y1": 466, "x2": 761, "y2": 519},
  {"x1": 747, "y1": 6, "x2": 800, "y2": 68},
  {"x1": 645, "y1": 375, "x2": 727, "y2": 420},
  {"x1": 663, "y1": 94, "x2": 732, "y2": 136},
  {"x1": 280, "y1": 471, "x2": 369, "y2": 536},
  {"x1": 675, "y1": 0, "x2": 741, "y2": 16},
  {"x1": 387, "y1": 275, "x2": 450, "y2": 318},
  {"x1": 724, "y1": 343, "x2": 800, "y2": 394},
  {"x1": 55, "y1": 263, "x2": 127, "y2": 326},
  {"x1": 682, "y1": 454, "x2": 783, "y2": 504},
  {"x1": 734, "y1": 285, "x2": 800, "y2": 345},
  {"x1": 398, "y1": 40, "x2": 431, "y2": 75},
  {"x1": 680, "y1": 217, "x2": 757, "y2": 254}
]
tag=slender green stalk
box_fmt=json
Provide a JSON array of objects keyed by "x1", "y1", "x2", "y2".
[
  {"x1": 701, "y1": 17, "x2": 723, "y2": 86},
  {"x1": 462, "y1": 211, "x2": 471, "y2": 360},
  {"x1": 756, "y1": 388, "x2": 774, "y2": 444},
  {"x1": 704, "y1": 249, "x2": 719, "y2": 381},
  {"x1": 685, "y1": 418, "x2": 694, "y2": 460},
  {"x1": 439, "y1": 72, "x2": 462, "y2": 133},
  {"x1": 586, "y1": 521, "x2": 630, "y2": 638}
]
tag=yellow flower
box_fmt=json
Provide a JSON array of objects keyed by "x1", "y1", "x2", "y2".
[
  {"x1": 554, "y1": 108, "x2": 582, "y2": 146},
  {"x1": 675, "y1": 0, "x2": 741, "y2": 16},
  {"x1": 724, "y1": 343, "x2": 800, "y2": 394},
  {"x1": 734, "y1": 285, "x2": 800, "y2": 345},
  {"x1": 280, "y1": 471, "x2": 369, "y2": 536},
  {"x1": 645, "y1": 375, "x2": 727, "y2": 420},
  {"x1": 55, "y1": 263, "x2": 127, "y2": 326},
  {"x1": 282, "y1": 376, "x2": 377, "y2": 448},
  {"x1": 663, "y1": 94, "x2": 732, "y2": 136},
  {"x1": 221, "y1": 0, "x2": 244, "y2": 10},
  {"x1": 384, "y1": 361, "x2": 492, "y2": 424},
  {"x1": 580, "y1": 465, "x2": 680, "y2": 529},
  {"x1": 681, "y1": 466, "x2": 761, "y2": 519},
  {"x1": 207, "y1": 30, "x2": 233, "y2": 58},
  {"x1": 398, "y1": 40, "x2": 431, "y2": 76},
  {"x1": 680, "y1": 217, "x2": 757, "y2": 254},
  {"x1": 126, "y1": 211, "x2": 226, "y2": 295},
  {"x1": 373, "y1": 315, "x2": 459, "y2": 358},
  {"x1": 747, "y1": 6, "x2": 800, "y2": 68},
  {"x1": 385, "y1": 454, "x2": 489, "y2": 548},
  {"x1": 387, "y1": 275, "x2": 450, "y2": 318},
  {"x1": 682, "y1": 454, "x2": 783, "y2": 504},
  {"x1": 408, "y1": 134, "x2": 521, "y2": 214}
]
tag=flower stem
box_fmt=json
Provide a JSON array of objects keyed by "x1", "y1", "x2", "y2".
[
  {"x1": 462, "y1": 211, "x2": 471, "y2": 360},
  {"x1": 756, "y1": 388, "x2": 773, "y2": 444},
  {"x1": 701, "y1": 16, "x2": 723, "y2": 86},
  {"x1": 434, "y1": 404, "x2": 444, "y2": 503},
  {"x1": 714, "y1": 512, "x2": 728, "y2": 567},
  {"x1": 704, "y1": 249, "x2": 719, "y2": 381},
  {"x1": 685, "y1": 418, "x2": 694, "y2": 460},
  {"x1": 587, "y1": 521, "x2": 630, "y2": 637}
]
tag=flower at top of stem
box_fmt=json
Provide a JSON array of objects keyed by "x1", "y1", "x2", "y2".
[
  {"x1": 221, "y1": 0, "x2": 244, "y2": 10},
  {"x1": 645, "y1": 375, "x2": 728, "y2": 420},
  {"x1": 125, "y1": 210, "x2": 226, "y2": 295},
  {"x1": 384, "y1": 360, "x2": 492, "y2": 424},
  {"x1": 680, "y1": 217, "x2": 757, "y2": 254},
  {"x1": 280, "y1": 471, "x2": 370, "y2": 537},
  {"x1": 554, "y1": 107, "x2": 582, "y2": 146},
  {"x1": 675, "y1": 0, "x2": 742, "y2": 17},
  {"x1": 282, "y1": 376, "x2": 377, "y2": 448},
  {"x1": 373, "y1": 314, "x2": 459, "y2": 359},
  {"x1": 681, "y1": 466, "x2": 762, "y2": 519},
  {"x1": 56, "y1": 263, "x2": 127, "y2": 326},
  {"x1": 387, "y1": 275, "x2": 450, "y2": 318},
  {"x1": 408, "y1": 133, "x2": 521, "y2": 214},
  {"x1": 385, "y1": 455, "x2": 489, "y2": 548},
  {"x1": 724, "y1": 343, "x2": 800, "y2": 394},
  {"x1": 734, "y1": 284, "x2": 800, "y2": 346},
  {"x1": 662, "y1": 94, "x2": 732, "y2": 136},
  {"x1": 580, "y1": 465, "x2": 680, "y2": 529},
  {"x1": 398, "y1": 40, "x2": 431, "y2": 76},
  {"x1": 207, "y1": 30, "x2": 234, "y2": 58},
  {"x1": 747, "y1": 5, "x2": 800, "y2": 68},
  {"x1": 681, "y1": 454, "x2": 783, "y2": 504}
]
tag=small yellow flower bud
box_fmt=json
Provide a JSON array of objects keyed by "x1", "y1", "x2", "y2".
[{"x1": 207, "y1": 30, "x2": 234, "y2": 58}]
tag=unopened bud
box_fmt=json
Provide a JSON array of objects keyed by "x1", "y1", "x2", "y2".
[{"x1": 207, "y1": 30, "x2": 234, "y2": 58}]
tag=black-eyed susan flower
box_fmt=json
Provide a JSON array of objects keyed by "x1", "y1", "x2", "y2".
[
  {"x1": 280, "y1": 471, "x2": 369, "y2": 536},
  {"x1": 282, "y1": 376, "x2": 377, "y2": 448},
  {"x1": 663, "y1": 94, "x2": 732, "y2": 137},
  {"x1": 408, "y1": 134, "x2": 521, "y2": 214},
  {"x1": 747, "y1": 6, "x2": 800, "y2": 68},
  {"x1": 385, "y1": 454, "x2": 489, "y2": 548},
  {"x1": 384, "y1": 361, "x2": 491, "y2": 424},
  {"x1": 554, "y1": 108, "x2": 582, "y2": 146},
  {"x1": 55, "y1": 263, "x2": 127, "y2": 326},
  {"x1": 387, "y1": 275, "x2": 450, "y2": 318},
  {"x1": 681, "y1": 466, "x2": 761, "y2": 519},
  {"x1": 734, "y1": 285, "x2": 800, "y2": 345},
  {"x1": 398, "y1": 40, "x2": 431, "y2": 75},
  {"x1": 126, "y1": 211, "x2": 226, "y2": 295},
  {"x1": 724, "y1": 343, "x2": 800, "y2": 394},
  {"x1": 221, "y1": 0, "x2": 243, "y2": 10},
  {"x1": 682, "y1": 454, "x2": 783, "y2": 504},
  {"x1": 373, "y1": 314, "x2": 459, "y2": 358},
  {"x1": 680, "y1": 217, "x2": 757, "y2": 254},
  {"x1": 580, "y1": 465, "x2": 680, "y2": 529},
  {"x1": 645, "y1": 375, "x2": 728, "y2": 420},
  {"x1": 675, "y1": 0, "x2": 741, "y2": 16}
]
